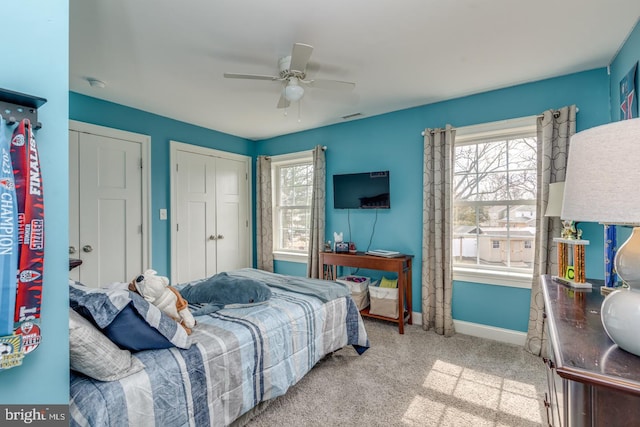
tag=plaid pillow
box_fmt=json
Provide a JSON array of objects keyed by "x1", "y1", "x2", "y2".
[{"x1": 69, "y1": 280, "x2": 190, "y2": 351}]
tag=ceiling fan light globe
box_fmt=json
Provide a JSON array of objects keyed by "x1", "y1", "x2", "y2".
[{"x1": 283, "y1": 84, "x2": 304, "y2": 102}]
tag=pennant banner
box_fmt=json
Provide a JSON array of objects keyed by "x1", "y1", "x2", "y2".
[{"x1": 11, "y1": 119, "x2": 45, "y2": 326}]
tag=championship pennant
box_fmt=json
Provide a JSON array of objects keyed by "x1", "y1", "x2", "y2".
[
  {"x1": 0, "y1": 117, "x2": 19, "y2": 336},
  {"x1": 11, "y1": 119, "x2": 44, "y2": 336}
]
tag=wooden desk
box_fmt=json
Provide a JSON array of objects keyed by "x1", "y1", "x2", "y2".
[
  {"x1": 541, "y1": 275, "x2": 640, "y2": 426},
  {"x1": 318, "y1": 251, "x2": 413, "y2": 334}
]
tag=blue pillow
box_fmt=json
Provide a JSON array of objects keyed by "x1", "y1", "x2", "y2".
[
  {"x1": 69, "y1": 281, "x2": 190, "y2": 352},
  {"x1": 102, "y1": 303, "x2": 174, "y2": 351},
  {"x1": 178, "y1": 272, "x2": 272, "y2": 316}
]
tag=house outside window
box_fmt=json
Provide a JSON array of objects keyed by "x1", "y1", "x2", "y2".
[
  {"x1": 452, "y1": 116, "x2": 537, "y2": 288},
  {"x1": 271, "y1": 152, "x2": 313, "y2": 262}
]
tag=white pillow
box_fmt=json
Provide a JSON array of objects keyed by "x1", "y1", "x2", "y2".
[{"x1": 69, "y1": 308, "x2": 144, "y2": 381}]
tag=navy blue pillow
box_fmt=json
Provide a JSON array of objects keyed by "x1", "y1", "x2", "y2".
[
  {"x1": 102, "y1": 303, "x2": 173, "y2": 351},
  {"x1": 69, "y1": 281, "x2": 190, "y2": 352}
]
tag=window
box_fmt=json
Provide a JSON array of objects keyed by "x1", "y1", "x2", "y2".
[
  {"x1": 272, "y1": 152, "x2": 314, "y2": 259},
  {"x1": 453, "y1": 117, "x2": 537, "y2": 282}
]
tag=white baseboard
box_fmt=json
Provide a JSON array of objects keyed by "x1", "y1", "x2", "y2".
[
  {"x1": 453, "y1": 319, "x2": 527, "y2": 346},
  {"x1": 411, "y1": 311, "x2": 422, "y2": 326},
  {"x1": 410, "y1": 312, "x2": 527, "y2": 346}
]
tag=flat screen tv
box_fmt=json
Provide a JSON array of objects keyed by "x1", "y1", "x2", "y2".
[{"x1": 333, "y1": 171, "x2": 390, "y2": 209}]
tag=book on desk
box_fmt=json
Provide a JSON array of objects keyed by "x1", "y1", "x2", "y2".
[{"x1": 365, "y1": 249, "x2": 403, "y2": 258}]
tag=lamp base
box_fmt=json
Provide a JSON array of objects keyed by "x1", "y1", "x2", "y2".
[
  {"x1": 601, "y1": 288, "x2": 640, "y2": 357},
  {"x1": 551, "y1": 276, "x2": 592, "y2": 289}
]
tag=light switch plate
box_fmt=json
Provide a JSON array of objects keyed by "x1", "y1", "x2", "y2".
[{"x1": 159, "y1": 208, "x2": 167, "y2": 220}]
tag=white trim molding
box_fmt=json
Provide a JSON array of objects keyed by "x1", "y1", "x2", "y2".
[
  {"x1": 454, "y1": 268, "x2": 533, "y2": 289},
  {"x1": 453, "y1": 319, "x2": 527, "y2": 346},
  {"x1": 273, "y1": 251, "x2": 307, "y2": 263},
  {"x1": 410, "y1": 312, "x2": 526, "y2": 346}
]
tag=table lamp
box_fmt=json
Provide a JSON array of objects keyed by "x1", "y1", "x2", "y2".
[
  {"x1": 561, "y1": 117, "x2": 640, "y2": 356},
  {"x1": 544, "y1": 182, "x2": 565, "y2": 218}
]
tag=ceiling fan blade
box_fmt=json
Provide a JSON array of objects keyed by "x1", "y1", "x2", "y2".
[
  {"x1": 223, "y1": 72, "x2": 279, "y2": 81},
  {"x1": 289, "y1": 43, "x2": 313, "y2": 72},
  {"x1": 277, "y1": 95, "x2": 290, "y2": 109},
  {"x1": 307, "y1": 79, "x2": 356, "y2": 91}
]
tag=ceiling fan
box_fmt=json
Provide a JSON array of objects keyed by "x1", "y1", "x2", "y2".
[{"x1": 223, "y1": 43, "x2": 356, "y2": 109}]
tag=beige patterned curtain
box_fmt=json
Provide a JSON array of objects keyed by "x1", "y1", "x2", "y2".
[
  {"x1": 256, "y1": 156, "x2": 274, "y2": 272},
  {"x1": 422, "y1": 126, "x2": 455, "y2": 337},
  {"x1": 524, "y1": 105, "x2": 576, "y2": 356},
  {"x1": 307, "y1": 145, "x2": 326, "y2": 278}
]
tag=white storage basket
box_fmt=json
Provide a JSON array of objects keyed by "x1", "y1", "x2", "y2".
[
  {"x1": 336, "y1": 276, "x2": 370, "y2": 292},
  {"x1": 337, "y1": 276, "x2": 370, "y2": 310},
  {"x1": 369, "y1": 286, "x2": 399, "y2": 319}
]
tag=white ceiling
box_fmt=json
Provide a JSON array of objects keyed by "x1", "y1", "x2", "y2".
[{"x1": 70, "y1": 1, "x2": 640, "y2": 141}]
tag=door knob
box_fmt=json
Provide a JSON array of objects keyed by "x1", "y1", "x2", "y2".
[
  {"x1": 209, "y1": 235, "x2": 217, "y2": 240},
  {"x1": 69, "y1": 246, "x2": 77, "y2": 254},
  {"x1": 82, "y1": 245, "x2": 93, "y2": 253},
  {"x1": 217, "y1": 234, "x2": 224, "y2": 240}
]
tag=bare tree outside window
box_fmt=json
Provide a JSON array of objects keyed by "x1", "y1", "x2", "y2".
[
  {"x1": 453, "y1": 134, "x2": 537, "y2": 271},
  {"x1": 275, "y1": 161, "x2": 313, "y2": 252}
]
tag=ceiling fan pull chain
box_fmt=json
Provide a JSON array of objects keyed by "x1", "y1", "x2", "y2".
[{"x1": 298, "y1": 101, "x2": 301, "y2": 123}]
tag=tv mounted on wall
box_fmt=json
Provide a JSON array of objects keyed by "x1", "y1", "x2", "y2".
[{"x1": 333, "y1": 171, "x2": 390, "y2": 209}]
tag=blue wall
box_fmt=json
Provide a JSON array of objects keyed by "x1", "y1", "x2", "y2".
[
  {"x1": 258, "y1": 68, "x2": 611, "y2": 332},
  {"x1": 609, "y1": 20, "x2": 640, "y2": 122},
  {"x1": 452, "y1": 281, "x2": 531, "y2": 332},
  {"x1": 0, "y1": 1, "x2": 69, "y2": 404},
  {"x1": 69, "y1": 93, "x2": 256, "y2": 277}
]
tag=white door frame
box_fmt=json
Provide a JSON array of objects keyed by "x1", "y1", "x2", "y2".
[
  {"x1": 169, "y1": 141, "x2": 253, "y2": 284},
  {"x1": 69, "y1": 120, "x2": 152, "y2": 271}
]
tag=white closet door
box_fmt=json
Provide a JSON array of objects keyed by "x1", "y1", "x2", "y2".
[
  {"x1": 175, "y1": 150, "x2": 217, "y2": 283},
  {"x1": 69, "y1": 130, "x2": 144, "y2": 287},
  {"x1": 172, "y1": 143, "x2": 250, "y2": 285},
  {"x1": 215, "y1": 156, "x2": 249, "y2": 273}
]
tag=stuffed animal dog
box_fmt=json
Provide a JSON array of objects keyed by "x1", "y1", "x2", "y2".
[{"x1": 129, "y1": 269, "x2": 196, "y2": 334}]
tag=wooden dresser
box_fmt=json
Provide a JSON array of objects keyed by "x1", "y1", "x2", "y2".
[{"x1": 541, "y1": 274, "x2": 640, "y2": 426}]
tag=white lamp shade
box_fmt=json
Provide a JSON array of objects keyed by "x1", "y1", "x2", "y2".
[
  {"x1": 544, "y1": 182, "x2": 565, "y2": 217},
  {"x1": 283, "y1": 78, "x2": 304, "y2": 102},
  {"x1": 561, "y1": 118, "x2": 640, "y2": 225}
]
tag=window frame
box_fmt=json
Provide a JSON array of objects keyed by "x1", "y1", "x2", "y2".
[
  {"x1": 270, "y1": 150, "x2": 314, "y2": 263},
  {"x1": 453, "y1": 116, "x2": 538, "y2": 289}
]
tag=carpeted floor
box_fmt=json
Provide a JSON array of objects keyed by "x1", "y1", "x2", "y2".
[{"x1": 245, "y1": 318, "x2": 548, "y2": 426}]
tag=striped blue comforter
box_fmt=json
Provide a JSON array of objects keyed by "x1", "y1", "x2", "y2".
[{"x1": 70, "y1": 270, "x2": 369, "y2": 427}]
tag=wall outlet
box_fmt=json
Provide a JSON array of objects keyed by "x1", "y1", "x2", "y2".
[{"x1": 159, "y1": 208, "x2": 167, "y2": 220}]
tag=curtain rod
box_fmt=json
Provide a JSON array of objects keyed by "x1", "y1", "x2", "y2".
[
  {"x1": 536, "y1": 107, "x2": 579, "y2": 119},
  {"x1": 262, "y1": 145, "x2": 326, "y2": 160},
  {"x1": 420, "y1": 127, "x2": 455, "y2": 137},
  {"x1": 420, "y1": 107, "x2": 580, "y2": 137}
]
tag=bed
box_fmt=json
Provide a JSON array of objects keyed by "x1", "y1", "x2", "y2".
[{"x1": 68, "y1": 268, "x2": 370, "y2": 427}]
